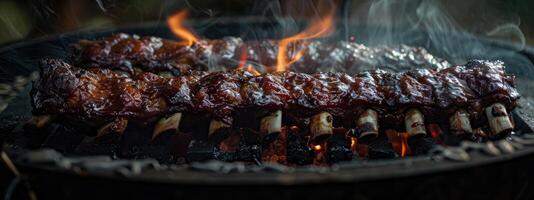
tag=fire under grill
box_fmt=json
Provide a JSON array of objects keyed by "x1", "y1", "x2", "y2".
[{"x1": 2, "y1": 19, "x2": 534, "y2": 199}]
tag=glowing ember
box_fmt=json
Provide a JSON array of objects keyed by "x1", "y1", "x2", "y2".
[
  {"x1": 275, "y1": 8, "x2": 335, "y2": 72},
  {"x1": 427, "y1": 124, "x2": 442, "y2": 140},
  {"x1": 167, "y1": 10, "x2": 199, "y2": 46},
  {"x1": 313, "y1": 144, "x2": 322, "y2": 151}
]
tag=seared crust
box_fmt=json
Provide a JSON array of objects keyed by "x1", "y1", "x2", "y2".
[
  {"x1": 73, "y1": 33, "x2": 450, "y2": 74},
  {"x1": 32, "y1": 59, "x2": 518, "y2": 128}
]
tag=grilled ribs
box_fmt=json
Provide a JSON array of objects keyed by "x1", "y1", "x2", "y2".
[
  {"x1": 73, "y1": 33, "x2": 450, "y2": 75},
  {"x1": 31, "y1": 59, "x2": 518, "y2": 130}
]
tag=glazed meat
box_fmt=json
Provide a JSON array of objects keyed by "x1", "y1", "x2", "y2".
[
  {"x1": 73, "y1": 33, "x2": 451, "y2": 75},
  {"x1": 31, "y1": 59, "x2": 518, "y2": 128}
]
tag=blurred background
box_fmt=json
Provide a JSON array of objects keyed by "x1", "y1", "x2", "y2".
[{"x1": 0, "y1": 0, "x2": 533, "y2": 46}]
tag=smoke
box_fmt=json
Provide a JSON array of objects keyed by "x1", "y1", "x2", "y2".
[
  {"x1": 351, "y1": 0, "x2": 530, "y2": 68},
  {"x1": 348, "y1": 0, "x2": 533, "y2": 95}
]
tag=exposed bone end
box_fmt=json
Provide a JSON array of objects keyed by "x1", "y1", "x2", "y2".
[
  {"x1": 485, "y1": 103, "x2": 514, "y2": 137},
  {"x1": 208, "y1": 119, "x2": 231, "y2": 137},
  {"x1": 153, "y1": 113, "x2": 182, "y2": 139},
  {"x1": 96, "y1": 118, "x2": 128, "y2": 137},
  {"x1": 449, "y1": 109, "x2": 473, "y2": 136},
  {"x1": 404, "y1": 108, "x2": 427, "y2": 137},
  {"x1": 260, "y1": 110, "x2": 282, "y2": 135},
  {"x1": 310, "y1": 111, "x2": 333, "y2": 143},
  {"x1": 355, "y1": 109, "x2": 379, "y2": 143},
  {"x1": 29, "y1": 115, "x2": 53, "y2": 128}
]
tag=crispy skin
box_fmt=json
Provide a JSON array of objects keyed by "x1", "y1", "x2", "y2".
[
  {"x1": 73, "y1": 33, "x2": 450, "y2": 74},
  {"x1": 32, "y1": 59, "x2": 518, "y2": 126}
]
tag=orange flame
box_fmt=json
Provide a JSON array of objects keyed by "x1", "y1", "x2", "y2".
[
  {"x1": 246, "y1": 65, "x2": 261, "y2": 76},
  {"x1": 313, "y1": 144, "x2": 323, "y2": 151},
  {"x1": 167, "y1": 10, "x2": 199, "y2": 46},
  {"x1": 275, "y1": 8, "x2": 335, "y2": 72},
  {"x1": 385, "y1": 129, "x2": 411, "y2": 157},
  {"x1": 350, "y1": 137, "x2": 357, "y2": 150},
  {"x1": 400, "y1": 134, "x2": 409, "y2": 157},
  {"x1": 237, "y1": 47, "x2": 248, "y2": 70}
]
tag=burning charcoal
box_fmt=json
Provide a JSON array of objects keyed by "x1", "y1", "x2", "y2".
[
  {"x1": 214, "y1": 150, "x2": 237, "y2": 162},
  {"x1": 169, "y1": 132, "x2": 192, "y2": 164},
  {"x1": 325, "y1": 133, "x2": 353, "y2": 164},
  {"x1": 209, "y1": 127, "x2": 233, "y2": 144},
  {"x1": 261, "y1": 130, "x2": 288, "y2": 164},
  {"x1": 0, "y1": 116, "x2": 28, "y2": 147},
  {"x1": 186, "y1": 140, "x2": 216, "y2": 162},
  {"x1": 262, "y1": 132, "x2": 280, "y2": 150},
  {"x1": 367, "y1": 136, "x2": 398, "y2": 159},
  {"x1": 214, "y1": 129, "x2": 241, "y2": 162},
  {"x1": 118, "y1": 123, "x2": 154, "y2": 158},
  {"x1": 75, "y1": 134, "x2": 120, "y2": 158},
  {"x1": 150, "y1": 128, "x2": 177, "y2": 146},
  {"x1": 41, "y1": 123, "x2": 86, "y2": 154},
  {"x1": 286, "y1": 132, "x2": 313, "y2": 165},
  {"x1": 407, "y1": 136, "x2": 437, "y2": 156},
  {"x1": 124, "y1": 145, "x2": 176, "y2": 164},
  {"x1": 151, "y1": 125, "x2": 191, "y2": 164},
  {"x1": 236, "y1": 129, "x2": 262, "y2": 163},
  {"x1": 21, "y1": 120, "x2": 53, "y2": 149},
  {"x1": 237, "y1": 142, "x2": 261, "y2": 163}
]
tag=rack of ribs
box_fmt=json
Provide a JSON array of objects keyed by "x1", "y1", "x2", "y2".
[
  {"x1": 73, "y1": 33, "x2": 450, "y2": 75},
  {"x1": 31, "y1": 58, "x2": 518, "y2": 146}
]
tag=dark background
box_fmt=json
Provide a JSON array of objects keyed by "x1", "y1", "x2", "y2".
[{"x1": 0, "y1": 0, "x2": 533, "y2": 46}]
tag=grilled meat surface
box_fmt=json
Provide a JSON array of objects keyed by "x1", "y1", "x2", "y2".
[
  {"x1": 31, "y1": 59, "x2": 518, "y2": 128},
  {"x1": 73, "y1": 33, "x2": 450, "y2": 75}
]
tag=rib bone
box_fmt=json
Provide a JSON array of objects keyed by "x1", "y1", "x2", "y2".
[
  {"x1": 260, "y1": 110, "x2": 282, "y2": 135},
  {"x1": 29, "y1": 115, "x2": 53, "y2": 128},
  {"x1": 96, "y1": 118, "x2": 128, "y2": 137},
  {"x1": 449, "y1": 109, "x2": 473, "y2": 135},
  {"x1": 355, "y1": 109, "x2": 379, "y2": 142},
  {"x1": 153, "y1": 112, "x2": 182, "y2": 139},
  {"x1": 209, "y1": 119, "x2": 231, "y2": 137},
  {"x1": 485, "y1": 103, "x2": 514, "y2": 137},
  {"x1": 404, "y1": 108, "x2": 426, "y2": 137},
  {"x1": 310, "y1": 111, "x2": 333, "y2": 143}
]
